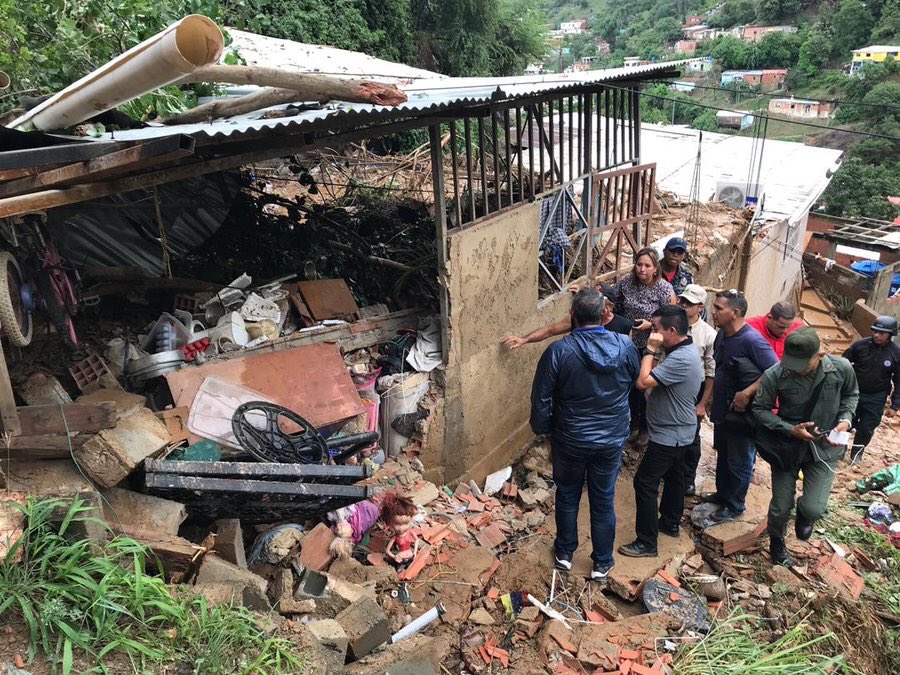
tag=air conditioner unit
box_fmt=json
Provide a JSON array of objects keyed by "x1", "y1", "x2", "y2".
[{"x1": 714, "y1": 180, "x2": 765, "y2": 209}]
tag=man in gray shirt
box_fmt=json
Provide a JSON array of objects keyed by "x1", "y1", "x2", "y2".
[{"x1": 619, "y1": 305, "x2": 703, "y2": 557}]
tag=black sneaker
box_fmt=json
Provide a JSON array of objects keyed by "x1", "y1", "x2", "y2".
[
  {"x1": 617, "y1": 540, "x2": 657, "y2": 558},
  {"x1": 850, "y1": 445, "x2": 865, "y2": 464},
  {"x1": 699, "y1": 491, "x2": 722, "y2": 504},
  {"x1": 684, "y1": 484, "x2": 696, "y2": 497},
  {"x1": 554, "y1": 551, "x2": 573, "y2": 571},
  {"x1": 591, "y1": 561, "x2": 614, "y2": 580}
]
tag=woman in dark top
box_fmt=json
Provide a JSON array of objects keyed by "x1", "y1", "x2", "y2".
[{"x1": 611, "y1": 247, "x2": 676, "y2": 443}]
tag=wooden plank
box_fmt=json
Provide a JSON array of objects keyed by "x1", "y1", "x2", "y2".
[
  {"x1": 0, "y1": 340, "x2": 20, "y2": 435},
  {"x1": 16, "y1": 402, "x2": 116, "y2": 436},
  {"x1": 0, "y1": 136, "x2": 195, "y2": 198},
  {"x1": 2, "y1": 433, "x2": 90, "y2": 459},
  {"x1": 297, "y1": 279, "x2": 359, "y2": 321},
  {"x1": 146, "y1": 473, "x2": 371, "y2": 497},
  {"x1": 215, "y1": 309, "x2": 419, "y2": 359}
]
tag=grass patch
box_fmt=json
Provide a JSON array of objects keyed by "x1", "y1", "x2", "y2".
[
  {"x1": 674, "y1": 609, "x2": 852, "y2": 674},
  {"x1": 0, "y1": 497, "x2": 305, "y2": 674}
]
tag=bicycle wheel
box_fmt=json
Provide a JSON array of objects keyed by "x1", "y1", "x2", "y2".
[{"x1": 0, "y1": 251, "x2": 33, "y2": 346}]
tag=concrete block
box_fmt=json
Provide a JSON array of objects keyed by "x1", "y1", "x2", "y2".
[
  {"x1": 74, "y1": 407, "x2": 170, "y2": 487},
  {"x1": 101, "y1": 488, "x2": 186, "y2": 535},
  {"x1": 335, "y1": 596, "x2": 390, "y2": 660},
  {"x1": 307, "y1": 619, "x2": 349, "y2": 671},
  {"x1": 269, "y1": 567, "x2": 294, "y2": 610},
  {"x1": 345, "y1": 634, "x2": 447, "y2": 675},
  {"x1": 215, "y1": 518, "x2": 247, "y2": 569},
  {"x1": 196, "y1": 554, "x2": 267, "y2": 597},
  {"x1": 190, "y1": 581, "x2": 268, "y2": 610},
  {"x1": 298, "y1": 522, "x2": 336, "y2": 572}
]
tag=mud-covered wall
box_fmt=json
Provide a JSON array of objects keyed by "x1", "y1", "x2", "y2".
[{"x1": 440, "y1": 203, "x2": 571, "y2": 484}]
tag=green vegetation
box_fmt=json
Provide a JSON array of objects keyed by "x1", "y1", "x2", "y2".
[
  {"x1": 0, "y1": 0, "x2": 548, "y2": 119},
  {"x1": 673, "y1": 609, "x2": 848, "y2": 674},
  {"x1": 225, "y1": 0, "x2": 548, "y2": 77},
  {"x1": 0, "y1": 498, "x2": 304, "y2": 674}
]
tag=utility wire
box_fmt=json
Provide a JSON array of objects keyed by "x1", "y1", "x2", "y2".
[
  {"x1": 647, "y1": 79, "x2": 900, "y2": 112},
  {"x1": 599, "y1": 81, "x2": 900, "y2": 142}
]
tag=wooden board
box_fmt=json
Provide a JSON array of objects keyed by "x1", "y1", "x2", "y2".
[
  {"x1": 16, "y1": 403, "x2": 116, "y2": 436},
  {"x1": 297, "y1": 279, "x2": 359, "y2": 321},
  {"x1": 163, "y1": 342, "x2": 364, "y2": 432}
]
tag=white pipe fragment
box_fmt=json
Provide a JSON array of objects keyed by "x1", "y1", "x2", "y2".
[
  {"x1": 391, "y1": 602, "x2": 445, "y2": 643},
  {"x1": 10, "y1": 15, "x2": 223, "y2": 131}
]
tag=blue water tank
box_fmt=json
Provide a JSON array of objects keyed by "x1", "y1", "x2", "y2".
[{"x1": 850, "y1": 260, "x2": 887, "y2": 277}]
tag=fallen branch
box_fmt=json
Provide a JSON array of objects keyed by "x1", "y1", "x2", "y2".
[{"x1": 163, "y1": 66, "x2": 407, "y2": 125}]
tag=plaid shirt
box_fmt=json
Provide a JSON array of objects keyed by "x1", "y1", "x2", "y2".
[{"x1": 664, "y1": 264, "x2": 693, "y2": 296}]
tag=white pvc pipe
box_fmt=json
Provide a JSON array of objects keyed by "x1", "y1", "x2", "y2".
[
  {"x1": 391, "y1": 603, "x2": 445, "y2": 643},
  {"x1": 10, "y1": 15, "x2": 223, "y2": 131}
]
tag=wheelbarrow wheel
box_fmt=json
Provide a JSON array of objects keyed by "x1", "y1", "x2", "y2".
[{"x1": 0, "y1": 251, "x2": 33, "y2": 346}]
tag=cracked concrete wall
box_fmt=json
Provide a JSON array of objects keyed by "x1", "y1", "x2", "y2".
[{"x1": 440, "y1": 203, "x2": 570, "y2": 485}]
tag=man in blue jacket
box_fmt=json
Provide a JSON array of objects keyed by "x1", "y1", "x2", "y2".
[{"x1": 530, "y1": 288, "x2": 640, "y2": 580}]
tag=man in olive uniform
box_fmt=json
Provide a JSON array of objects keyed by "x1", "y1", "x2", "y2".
[
  {"x1": 751, "y1": 327, "x2": 859, "y2": 567},
  {"x1": 843, "y1": 316, "x2": 900, "y2": 463}
]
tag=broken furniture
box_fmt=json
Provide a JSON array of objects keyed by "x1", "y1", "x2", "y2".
[{"x1": 144, "y1": 459, "x2": 374, "y2": 523}]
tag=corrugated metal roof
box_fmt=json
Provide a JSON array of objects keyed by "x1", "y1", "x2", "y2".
[{"x1": 98, "y1": 60, "x2": 689, "y2": 144}]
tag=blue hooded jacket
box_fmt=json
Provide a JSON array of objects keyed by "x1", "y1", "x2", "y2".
[{"x1": 530, "y1": 326, "x2": 640, "y2": 454}]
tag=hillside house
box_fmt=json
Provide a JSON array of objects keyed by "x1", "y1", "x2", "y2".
[
  {"x1": 850, "y1": 45, "x2": 899, "y2": 74},
  {"x1": 683, "y1": 15, "x2": 706, "y2": 28},
  {"x1": 682, "y1": 25, "x2": 723, "y2": 41},
  {"x1": 687, "y1": 57, "x2": 714, "y2": 73},
  {"x1": 624, "y1": 56, "x2": 643, "y2": 67},
  {"x1": 716, "y1": 109, "x2": 754, "y2": 130},
  {"x1": 739, "y1": 25, "x2": 798, "y2": 43},
  {"x1": 768, "y1": 97, "x2": 833, "y2": 119},
  {"x1": 720, "y1": 69, "x2": 786, "y2": 91},
  {"x1": 674, "y1": 40, "x2": 698, "y2": 55},
  {"x1": 596, "y1": 40, "x2": 611, "y2": 55},
  {"x1": 560, "y1": 19, "x2": 588, "y2": 35}
]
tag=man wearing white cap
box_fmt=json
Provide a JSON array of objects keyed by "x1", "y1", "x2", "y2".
[{"x1": 671, "y1": 284, "x2": 717, "y2": 496}]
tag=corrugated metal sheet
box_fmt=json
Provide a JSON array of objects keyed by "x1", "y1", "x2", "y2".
[
  {"x1": 46, "y1": 172, "x2": 242, "y2": 274},
  {"x1": 97, "y1": 60, "x2": 690, "y2": 144}
]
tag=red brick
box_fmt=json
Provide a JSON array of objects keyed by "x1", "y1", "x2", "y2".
[{"x1": 298, "y1": 523, "x2": 335, "y2": 571}]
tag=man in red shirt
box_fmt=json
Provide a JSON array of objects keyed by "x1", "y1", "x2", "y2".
[{"x1": 745, "y1": 302, "x2": 805, "y2": 360}]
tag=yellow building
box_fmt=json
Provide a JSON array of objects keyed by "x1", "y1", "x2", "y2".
[{"x1": 850, "y1": 45, "x2": 899, "y2": 74}]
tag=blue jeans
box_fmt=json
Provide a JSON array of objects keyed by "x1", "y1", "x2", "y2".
[
  {"x1": 552, "y1": 443, "x2": 622, "y2": 567},
  {"x1": 713, "y1": 425, "x2": 756, "y2": 513}
]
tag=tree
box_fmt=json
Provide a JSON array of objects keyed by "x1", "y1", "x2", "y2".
[
  {"x1": 873, "y1": 0, "x2": 900, "y2": 42},
  {"x1": 797, "y1": 29, "x2": 832, "y2": 75},
  {"x1": 708, "y1": 0, "x2": 758, "y2": 28},
  {"x1": 691, "y1": 109, "x2": 720, "y2": 131},
  {"x1": 705, "y1": 35, "x2": 752, "y2": 70},
  {"x1": 831, "y1": 0, "x2": 875, "y2": 58},
  {"x1": 749, "y1": 31, "x2": 802, "y2": 68},
  {"x1": 756, "y1": 0, "x2": 803, "y2": 23},
  {"x1": 820, "y1": 158, "x2": 900, "y2": 220}
]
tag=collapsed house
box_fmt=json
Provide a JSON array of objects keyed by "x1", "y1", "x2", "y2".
[{"x1": 0, "y1": 19, "x2": 890, "y2": 673}]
